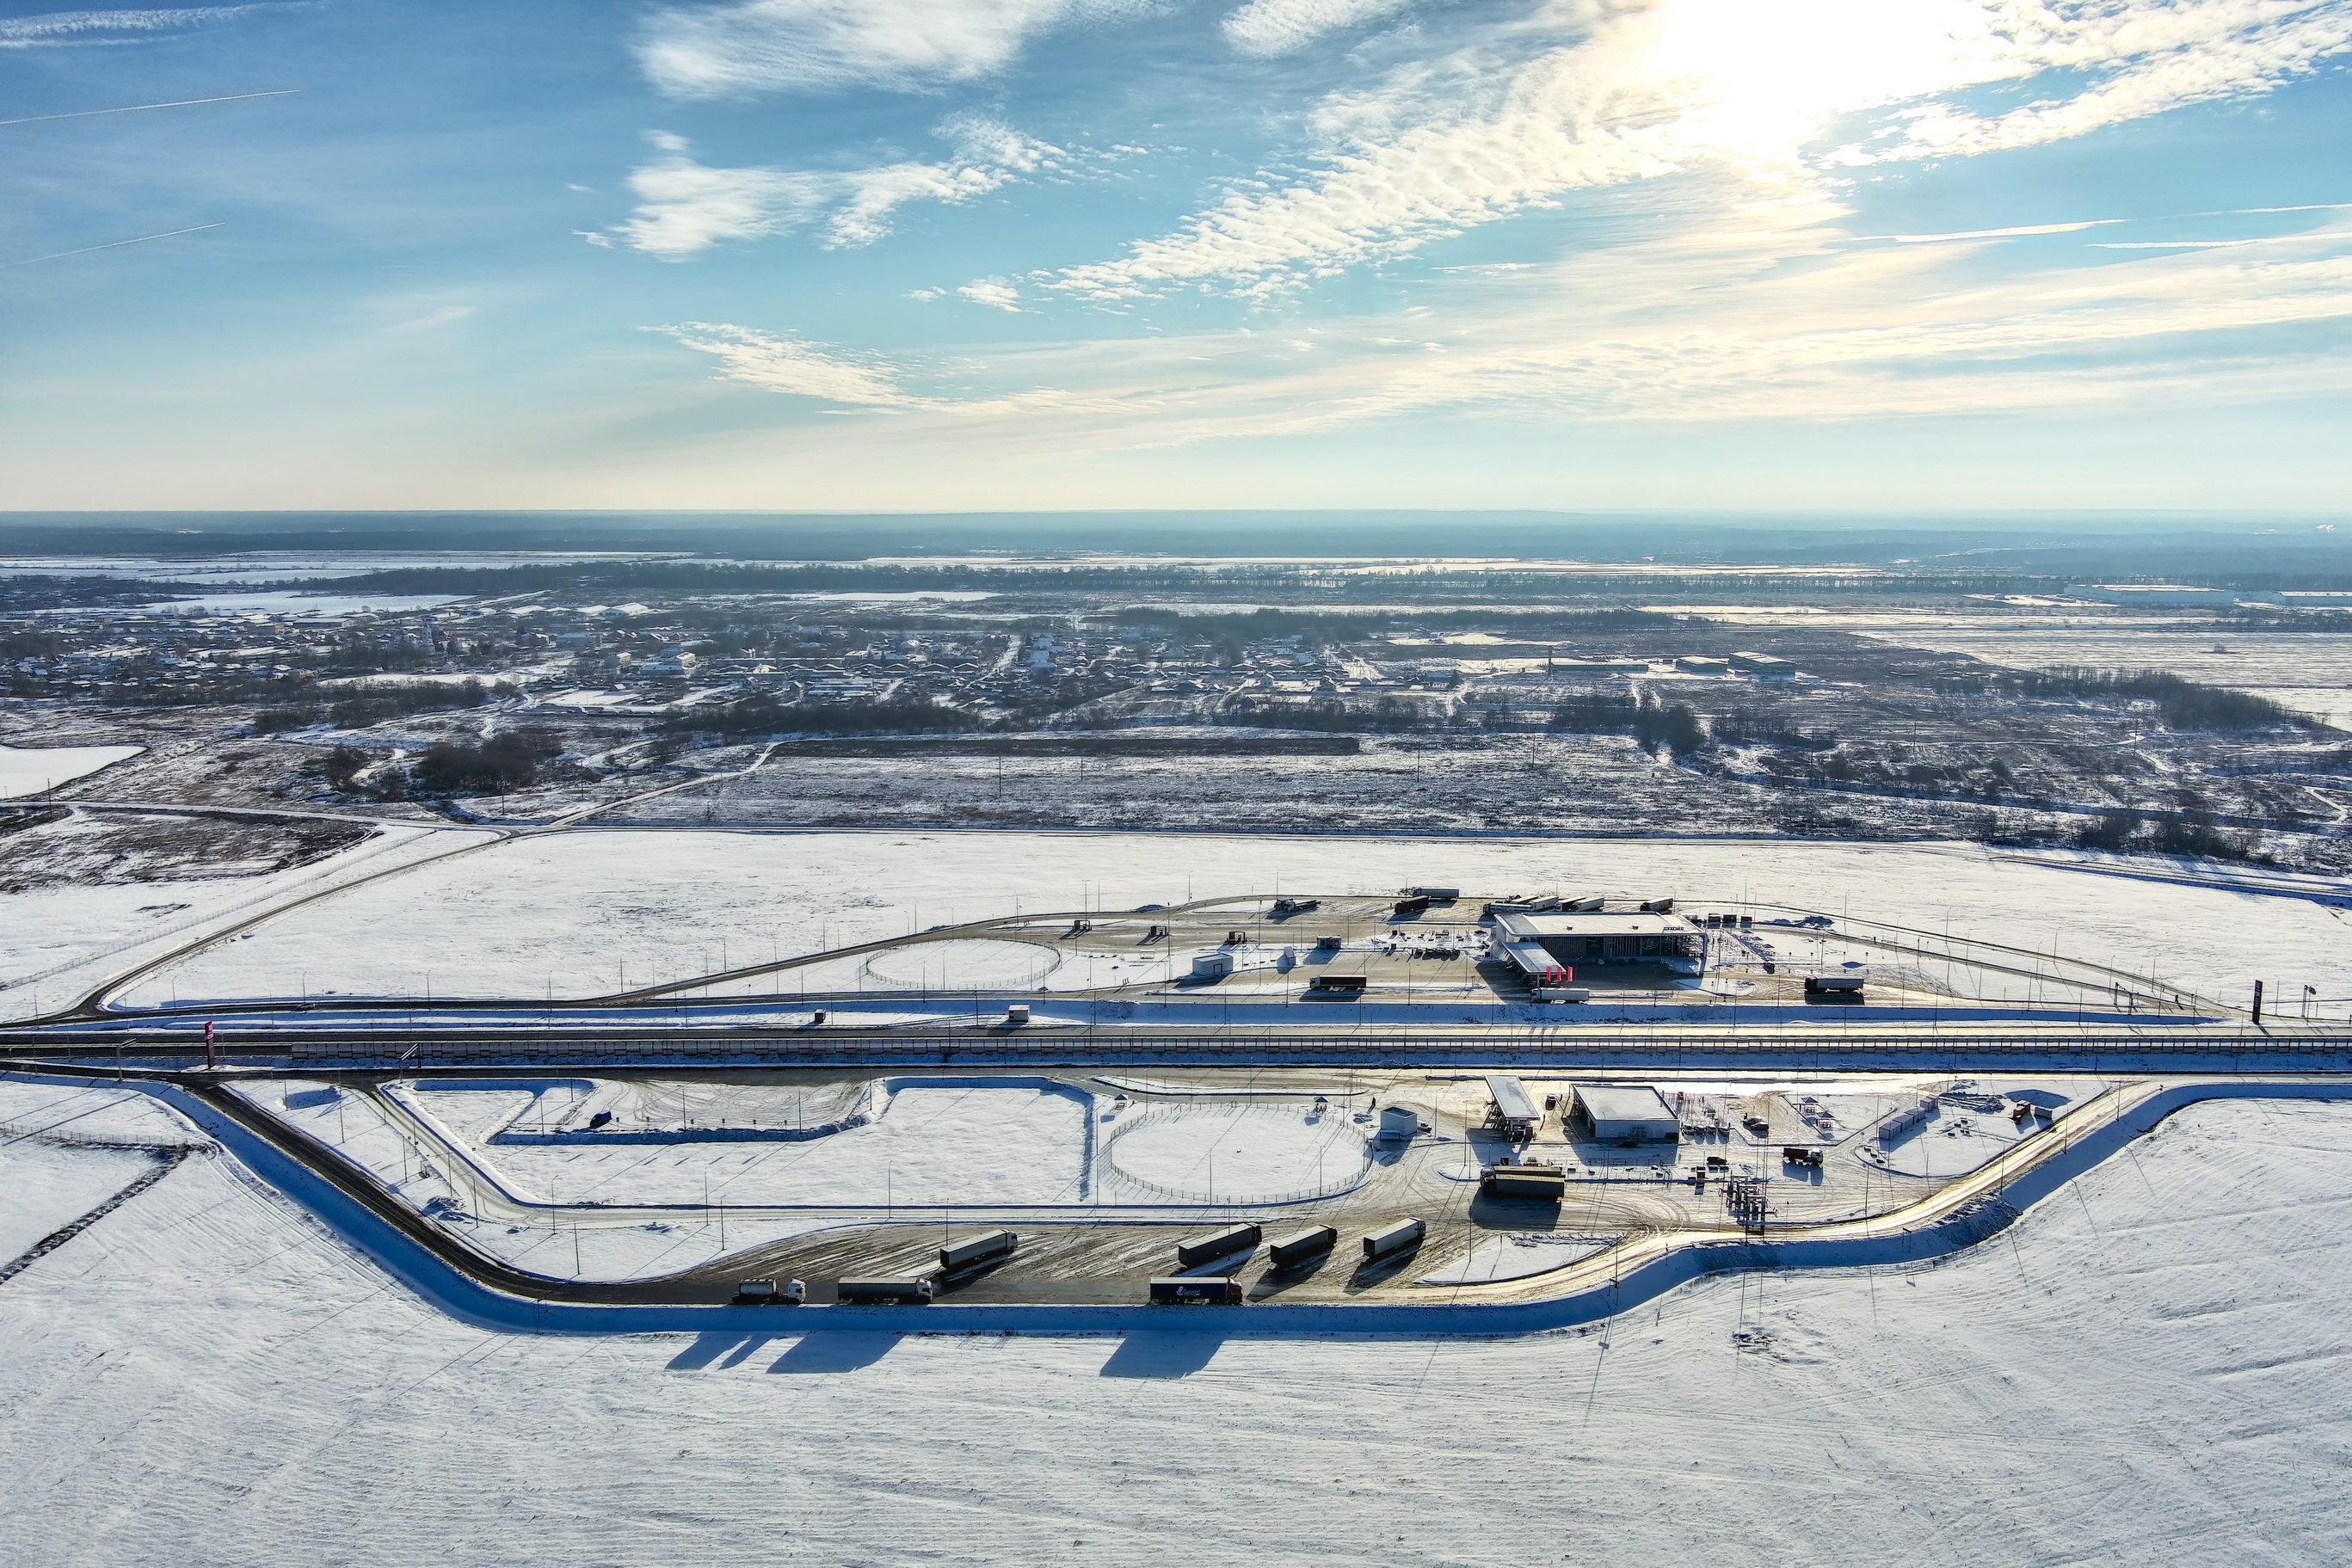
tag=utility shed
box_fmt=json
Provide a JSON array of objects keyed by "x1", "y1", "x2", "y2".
[
  {"x1": 1485, "y1": 1074, "x2": 1542, "y2": 1139},
  {"x1": 1572, "y1": 1084, "x2": 1680, "y2": 1143}
]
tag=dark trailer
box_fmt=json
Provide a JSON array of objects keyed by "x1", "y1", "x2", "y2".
[
  {"x1": 1266, "y1": 1226, "x2": 1339, "y2": 1269},
  {"x1": 939, "y1": 1230, "x2": 1019, "y2": 1272},
  {"x1": 1176, "y1": 1223, "x2": 1262, "y2": 1268}
]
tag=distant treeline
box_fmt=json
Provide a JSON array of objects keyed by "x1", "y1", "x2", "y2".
[
  {"x1": 247, "y1": 558, "x2": 2073, "y2": 605},
  {"x1": 660, "y1": 692, "x2": 980, "y2": 739},
  {"x1": 1939, "y1": 667, "x2": 2308, "y2": 731},
  {"x1": 0, "y1": 575, "x2": 217, "y2": 612}
]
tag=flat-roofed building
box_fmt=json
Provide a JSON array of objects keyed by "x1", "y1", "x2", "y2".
[
  {"x1": 1571, "y1": 1084, "x2": 1680, "y2": 1142},
  {"x1": 1488, "y1": 907, "x2": 1702, "y2": 975}
]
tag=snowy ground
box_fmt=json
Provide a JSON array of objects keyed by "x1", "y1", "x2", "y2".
[
  {"x1": 0, "y1": 743, "x2": 143, "y2": 797},
  {"x1": 383, "y1": 1079, "x2": 1093, "y2": 1209},
  {"x1": 3, "y1": 1093, "x2": 2349, "y2": 1563},
  {"x1": 107, "y1": 830, "x2": 2352, "y2": 1010},
  {"x1": 1102, "y1": 1104, "x2": 1371, "y2": 1203},
  {"x1": 0, "y1": 823, "x2": 485, "y2": 1022},
  {"x1": 1419, "y1": 1232, "x2": 1611, "y2": 1285},
  {"x1": 0, "y1": 1141, "x2": 157, "y2": 1261}
]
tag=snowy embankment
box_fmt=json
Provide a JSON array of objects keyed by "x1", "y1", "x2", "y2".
[
  {"x1": 104, "y1": 830, "x2": 2352, "y2": 1010},
  {"x1": 0, "y1": 823, "x2": 489, "y2": 1024},
  {"x1": 6, "y1": 1087, "x2": 2352, "y2": 1564},
  {"x1": 0, "y1": 743, "x2": 144, "y2": 798}
]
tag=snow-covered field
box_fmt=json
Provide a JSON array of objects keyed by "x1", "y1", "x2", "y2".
[
  {"x1": 108, "y1": 830, "x2": 2352, "y2": 1009},
  {"x1": 0, "y1": 743, "x2": 143, "y2": 798},
  {"x1": 0, "y1": 1141, "x2": 157, "y2": 1262},
  {"x1": 393, "y1": 1079, "x2": 1093, "y2": 1209},
  {"x1": 3, "y1": 1091, "x2": 2349, "y2": 1563},
  {"x1": 0, "y1": 824, "x2": 487, "y2": 1023}
]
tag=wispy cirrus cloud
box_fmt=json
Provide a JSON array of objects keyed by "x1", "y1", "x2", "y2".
[
  {"x1": 0, "y1": 6, "x2": 278, "y2": 47},
  {"x1": 1221, "y1": 0, "x2": 1425, "y2": 58},
  {"x1": 1058, "y1": 0, "x2": 2352, "y2": 299},
  {"x1": 664, "y1": 206, "x2": 2352, "y2": 445},
  {"x1": 655, "y1": 321, "x2": 1082, "y2": 414},
  {"x1": 613, "y1": 118, "x2": 1061, "y2": 258},
  {"x1": 637, "y1": 0, "x2": 1162, "y2": 96}
]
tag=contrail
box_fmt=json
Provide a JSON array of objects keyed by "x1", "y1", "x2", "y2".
[
  {"x1": 1, "y1": 223, "x2": 225, "y2": 268},
  {"x1": 0, "y1": 89, "x2": 298, "y2": 129}
]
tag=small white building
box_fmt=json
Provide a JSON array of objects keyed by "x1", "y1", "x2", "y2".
[{"x1": 1572, "y1": 1084, "x2": 1680, "y2": 1143}]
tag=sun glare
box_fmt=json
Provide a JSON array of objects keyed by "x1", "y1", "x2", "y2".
[{"x1": 1634, "y1": 0, "x2": 2030, "y2": 171}]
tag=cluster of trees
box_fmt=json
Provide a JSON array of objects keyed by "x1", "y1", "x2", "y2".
[
  {"x1": 660, "y1": 692, "x2": 979, "y2": 740},
  {"x1": 1221, "y1": 696, "x2": 1426, "y2": 731},
  {"x1": 1938, "y1": 667, "x2": 2306, "y2": 731},
  {"x1": 409, "y1": 728, "x2": 565, "y2": 794},
  {"x1": 2069, "y1": 809, "x2": 2264, "y2": 860},
  {"x1": 1546, "y1": 693, "x2": 1706, "y2": 756}
]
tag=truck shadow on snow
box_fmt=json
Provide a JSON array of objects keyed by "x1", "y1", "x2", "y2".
[{"x1": 1099, "y1": 1332, "x2": 1224, "y2": 1379}]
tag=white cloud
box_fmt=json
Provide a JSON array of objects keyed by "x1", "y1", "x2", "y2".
[
  {"x1": 957, "y1": 279, "x2": 1025, "y2": 311},
  {"x1": 655, "y1": 322, "x2": 1090, "y2": 415},
  {"x1": 614, "y1": 119, "x2": 1059, "y2": 259},
  {"x1": 730, "y1": 202, "x2": 2346, "y2": 457},
  {"x1": 658, "y1": 323, "x2": 927, "y2": 405},
  {"x1": 615, "y1": 139, "x2": 832, "y2": 259},
  {"x1": 1163, "y1": 211, "x2": 2352, "y2": 432},
  {"x1": 0, "y1": 6, "x2": 271, "y2": 46},
  {"x1": 1222, "y1": 0, "x2": 1421, "y2": 58},
  {"x1": 1058, "y1": 0, "x2": 2352, "y2": 298},
  {"x1": 638, "y1": 0, "x2": 1160, "y2": 96},
  {"x1": 386, "y1": 304, "x2": 475, "y2": 333},
  {"x1": 1876, "y1": 220, "x2": 2122, "y2": 243}
]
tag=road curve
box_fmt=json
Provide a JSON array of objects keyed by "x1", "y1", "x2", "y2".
[{"x1": 9, "y1": 1063, "x2": 2344, "y2": 1338}]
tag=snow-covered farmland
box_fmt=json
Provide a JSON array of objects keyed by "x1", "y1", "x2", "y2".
[
  {"x1": 108, "y1": 829, "x2": 2352, "y2": 1008},
  {"x1": 0, "y1": 823, "x2": 487, "y2": 1023},
  {"x1": 3, "y1": 1092, "x2": 2350, "y2": 1563},
  {"x1": 0, "y1": 743, "x2": 142, "y2": 798}
]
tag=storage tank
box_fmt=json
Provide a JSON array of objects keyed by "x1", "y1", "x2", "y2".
[{"x1": 731, "y1": 1277, "x2": 803, "y2": 1305}]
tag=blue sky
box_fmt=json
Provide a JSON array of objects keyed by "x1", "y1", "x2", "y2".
[{"x1": 2, "y1": 0, "x2": 2349, "y2": 513}]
